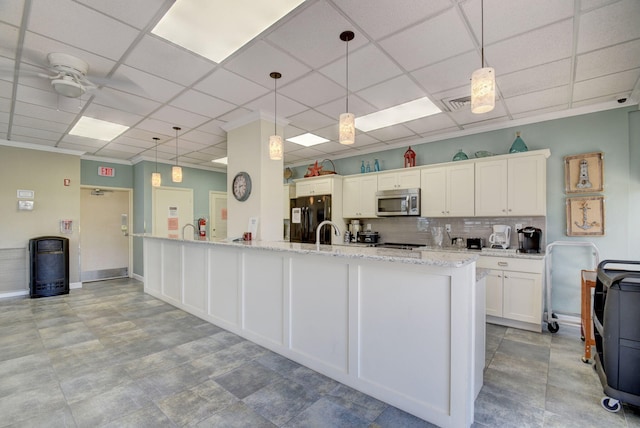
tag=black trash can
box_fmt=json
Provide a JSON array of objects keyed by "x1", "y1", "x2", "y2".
[
  {"x1": 593, "y1": 259, "x2": 640, "y2": 412},
  {"x1": 29, "y1": 236, "x2": 69, "y2": 298}
]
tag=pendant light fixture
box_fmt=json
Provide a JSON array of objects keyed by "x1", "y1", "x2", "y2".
[
  {"x1": 471, "y1": 0, "x2": 495, "y2": 114},
  {"x1": 151, "y1": 137, "x2": 161, "y2": 187},
  {"x1": 269, "y1": 71, "x2": 283, "y2": 160},
  {"x1": 172, "y1": 126, "x2": 182, "y2": 182},
  {"x1": 339, "y1": 30, "x2": 355, "y2": 145}
]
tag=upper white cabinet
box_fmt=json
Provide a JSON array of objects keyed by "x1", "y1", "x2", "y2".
[
  {"x1": 295, "y1": 176, "x2": 335, "y2": 197},
  {"x1": 377, "y1": 169, "x2": 420, "y2": 191},
  {"x1": 474, "y1": 151, "x2": 548, "y2": 216},
  {"x1": 421, "y1": 163, "x2": 475, "y2": 217},
  {"x1": 343, "y1": 175, "x2": 378, "y2": 218}
]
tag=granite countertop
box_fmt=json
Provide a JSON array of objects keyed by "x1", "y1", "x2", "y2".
[
  {"x1": 415, "y1": 246, "x2": 545, "y2": 260},
  {"x1": 138, "y1": 235, "x2": 478, "y2": 268}
]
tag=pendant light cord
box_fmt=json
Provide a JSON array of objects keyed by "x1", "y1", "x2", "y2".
[
  {"x1": 173, "y1": 126, "x2": 181, "y2": 167},
  {"x1": 154, "y1": 137, "x2": 159, "y2": 173},
  {"x1": 481, "y1": 0, "x2": 485, "y2": 68},
  {"x1": 274, "y1": 77, "x2": 277, "y2": 135},
  {"x1": 345, "y1": 37, "x2": 349, "y2": 112}
]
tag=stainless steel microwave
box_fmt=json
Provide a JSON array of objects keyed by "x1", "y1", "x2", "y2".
[{"x1": 375, "y1": 188, "x2": 420, "y2": 216}]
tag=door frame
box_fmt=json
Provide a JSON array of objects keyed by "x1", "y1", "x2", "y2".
[
  {"x1": 209, "y1": 190, "x2": 227, "y2": 239},
  {"x1": 79, "y1": 185, "x2": 133, "y2": 281}
]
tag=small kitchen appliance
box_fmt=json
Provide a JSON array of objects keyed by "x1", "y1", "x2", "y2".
[
  {"x1": 357, "y1": 231, "x2": 379, "y2": 244},
  {"x1": 466, "y1": 238, "x2": 484, "y2": 250},
  {"x1": 518, "y1": 227, "x2": 542, "y2": 253},
  {"x1": 349, "y1": 219, "x2": 362, "y2": 243},
  {"x1": 489, "y1": 225, "x2": 511, "y2": 249}
]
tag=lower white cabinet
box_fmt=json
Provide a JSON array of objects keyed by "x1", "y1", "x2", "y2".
[{"x1": 478, "y1": 256, "x2": 544, "y2": 332}]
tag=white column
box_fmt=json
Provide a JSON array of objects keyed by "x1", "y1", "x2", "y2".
[{"x1": 223, "y1": 112, "x2": 285, "y2": 241}]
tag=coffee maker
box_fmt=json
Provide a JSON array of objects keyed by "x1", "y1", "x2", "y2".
[
  {"x1": 518, "y1": 227, "x2": 542, "y2": 253},
  {"x1": 489, "y1": 225, "x2": 511, "y2": 249}
]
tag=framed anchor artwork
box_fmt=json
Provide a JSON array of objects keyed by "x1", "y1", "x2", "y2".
[{"x1": 566, "y1": 196, "x2": 605, "y2": 236}]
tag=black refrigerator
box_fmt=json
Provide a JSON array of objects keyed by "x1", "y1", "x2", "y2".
[{"x1": 290, "y1": 195, "x2": 332, "y2": 244}]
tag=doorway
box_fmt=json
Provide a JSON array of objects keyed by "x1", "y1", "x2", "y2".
[
  {"x1": 209, "y1": 191, "x2": 227, "y2": 239},
  {"x1": 80, "y1": 186, "x2": 132, "y2": 282}
]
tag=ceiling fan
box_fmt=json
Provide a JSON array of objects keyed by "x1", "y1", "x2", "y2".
[{"x1": 37, "y1": 53, "x2": 100, "y2": 98}]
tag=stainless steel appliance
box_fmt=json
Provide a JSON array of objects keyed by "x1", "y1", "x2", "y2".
[
  {"x1": 517, "y1": 227, "x2": 542, "y2": 253},
  {"x1": 375, "y1": 188, "x2": 420, "y2": 216},
  {"x1": 357, "y1": 231, "x2": 379, "y2": 244},
  {"x1": 290, "y1": 195, "x2": 332, "y2": 244}
]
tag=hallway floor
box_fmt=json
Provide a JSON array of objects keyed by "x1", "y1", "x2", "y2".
[{"x1": 1, "y1": 278, "x2": 639, "y2": 427}]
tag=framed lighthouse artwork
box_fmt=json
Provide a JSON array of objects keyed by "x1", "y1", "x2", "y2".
[{"x1": 564, "y1": 152, "x2": 604, "y2": 194}]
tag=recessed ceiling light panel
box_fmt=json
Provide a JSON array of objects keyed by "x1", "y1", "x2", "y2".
[
  {"x1": 355, "y1": 97, "x2": 441, "y2": 132},
  {"x1": 152, "y1": 0, "x2": 305, "y2": 63},
  {"x1": 212, "y1": 157, "x2": 228, "y2": 165},
  {"x1": 69, "y1": 116, "x2": 129, "y2": 141},
  {"x1": 286, "y1": 133, "x2": 330, "y2": 147}
]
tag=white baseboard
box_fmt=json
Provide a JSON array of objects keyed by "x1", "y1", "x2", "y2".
[
  {"x1": 0, "y1": 290, "x2": 28, "y2": 299},
  {"x1": 132, "y1": 273, "x2": 144, "y2": 282},
  {"x1": 70, "y1": 282, "x2": 82, "y2": 289}
]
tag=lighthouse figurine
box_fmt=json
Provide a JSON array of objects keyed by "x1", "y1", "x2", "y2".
[{"x1": 404, "y1": 146, "x2": 416, "y2": 168}]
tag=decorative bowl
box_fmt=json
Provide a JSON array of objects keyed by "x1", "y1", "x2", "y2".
[{"x1": 474, "y1": 150, "x2": 495, "y2": 158}]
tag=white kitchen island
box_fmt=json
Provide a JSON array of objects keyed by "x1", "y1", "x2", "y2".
[{"x1": 141, "y1": 235, "x2": 483, "y2": 428}]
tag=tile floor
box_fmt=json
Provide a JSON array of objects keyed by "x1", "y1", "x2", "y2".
[{"x1": 0, "y1": 278, "x2": 638, "y2": 428}]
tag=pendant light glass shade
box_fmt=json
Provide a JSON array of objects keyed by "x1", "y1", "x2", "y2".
[
  {"x1": 172, "y1": 126, "x2": 182, "y2": 183},
  {"x1": 339, "y1": 31, "x2": 355, "y2": 145},
  {"x1": 269, "y1": 72, "x2": 283, "y2": 160},
  {"x1": 339, "y1": 112, "x2": 355, "y2": 145},
  {"x1": 471, "y1": 67, "x2": 495, "y2": 114},
  {"x1": 269, "y1": 135, "x2": 283, "y2": 160},
  {"x1": 151, "y1": 136, "x2": 161, "y2": 187},
  {"x1": 172, "y1": 165, "x2": 182, "y2": 182},
  {"x1": 471, "y1": 0, "x2": 495, "y2": 114}
]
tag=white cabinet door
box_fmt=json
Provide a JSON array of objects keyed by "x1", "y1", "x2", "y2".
[
  {"x1": 474, "y1": 159, "x2": 508, "y2": 216},
  {"x1": 503, "y1": 271, "x2": 543, "y2": 324},
  {"x1": 475, "y1": 155, "x2": 546, "y2": 216},
  {"x1": 485, "y1": 269, "x2": 503, "y2": 317},
  {"x1": 377, "y1": 169, "x2": 420, "y2": 190},
  {"x1": 343, "y1": 175, "x2": 378, "y2": 218},
  {"x1": 507, "y1": 156, "x2": 546, "y2": 216},
  {"x1": 421, "y1": 164, "x2": 474, "y2": 217},
  {"x1": 421, "y1": 168, "x2": 447, "y2": 217},
  {"x1": 446, "y1": 163, "x2": 475, "y2": 216},
  {"x1": 295, "y1": 177, "x2": 333, "y2": 197}
]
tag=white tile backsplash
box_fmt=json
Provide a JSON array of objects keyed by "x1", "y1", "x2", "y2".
[{"x1": 358, "y1": 216, "x2": 546, "y2": 249}]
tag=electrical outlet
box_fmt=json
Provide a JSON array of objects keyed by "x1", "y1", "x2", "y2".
[
  {"x1": 445, "y1": 224, "x2": 451, "y2": 233},
  {"x1": 515, "y1": 223, "x2": 522, "y2": 231}
]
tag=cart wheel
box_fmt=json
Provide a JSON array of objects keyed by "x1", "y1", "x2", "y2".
[
  {"x1": 581, "y1": 356, "x2": 590, "y2": 364},
  {"x1": 601, "y1": 397, "x2": 621, "y2": 413},
  {"x1": 547, "y1": 313, "x2": 560, "y2": 333}
]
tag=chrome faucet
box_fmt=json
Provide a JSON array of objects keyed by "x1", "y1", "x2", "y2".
[
  {"x1": 182, "y1": 223, "x2": 197, "y2": 240},
  {"x1": 316, "y1": 220, "x2": 340, "y2": 250}
]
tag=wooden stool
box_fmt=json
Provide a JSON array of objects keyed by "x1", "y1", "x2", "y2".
[{"x1": 581, "y1": 270, "x2": 597, "y2": 363}]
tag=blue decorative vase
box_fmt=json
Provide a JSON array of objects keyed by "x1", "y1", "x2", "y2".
[
  {"x1": 361, "y1": 160, "x2": 365, "y2": 173},
  {"x1": 452, "y1": 149, "x2": 469, "y2": 161},
  {"x1": 374, "y1": 159, "x2": 380, "y2": 171},
  {"x1": 509, "y1": 132, "x2": 528, "y2": 153}
]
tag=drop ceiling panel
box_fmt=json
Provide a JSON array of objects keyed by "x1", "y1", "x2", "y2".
[
  {"x1": 0, "y1": 79, "x2": 14, "y2": 98},
  {"x1": 60, "y1": 134, "x2": 108, "y2": 148},
  {"x1": 365, "y1": 124, "x2": 416, "y2": 142},
  {"x1": 266, "y1": 0, "x2": 367, "y2": 69},
  {"x1": 487, "y1": 20, "x2": 573, "y2": 75},
  {"x1": 463, "y1": 0, "x2": 574, "y2": 45},
  {"x1": 111, "y1": 136, "x2": 154, "y2": 150},
  {"x1": 224, "y1": 41, "x2": 311, "y2": 87},
  {"x1": 0, "y1": 24, "x2": 20, "y2": 59},
  {"x1": 572, "y1": 69, "x2": 640, "y2": 102},
  {"x1": 243, "y1": 92, "x2": 308, "y2": 119},
  {"x1": 279, "y1": 72, "x2": 344, "y2": 108},
  {"x1": 12, "y1": 115, "x2": 70, "y2": 132},
  {"x1": 575, "y1": 40, "x2": 640, "y2": 82},
  {"x1": 496, "y1": 59, "x2": 571, "y2": 98},
  {"x1": 577, "y1": 0, "x2": 640, "y2": 54},
  {"x1": 403, "y1": 113, "x2": 459, "y2": 135},
  {"x1": 110, "y1": 65, "x2": 185, "y2": 103},
  {"x1": 196, "y1": 120, "x2": 227, "y2": 137},
  {"x1": 194, "y1": 69, "x2": 270, "y2": 105},
  {"x1": 101, "y1": 142, "x2": 147, "y2": 154},
  {"x1": 0, "y1": 97, "x2": 11, "y2": 113},
  {"x1": 14, "y1": 136, "x2": 56, "y2": 147},
  {"x1": 13, "y1": 102, "x2": 77, "y2": 125},
  {"x1": 75, "y1": 0, "x2": 166, "y2": 30},
  {"x1": 356, "y1": 75, "x2": 426, "y2": 110},
  {"x1": 151, "y1": 105, "x2": 210, "y2": 129},
  {"x1": 180, "y1": 130, "x2": 226, "y2": 146},
  {"x1": 333, "y1": 0, "x2": 450, "y2": 40},
  {"x1": 504, "y1": 86, "x2": 570, "y2": 115},
  {"x1": 379, "y1": 8, "x2": 476, "y2": 71},
  {"x1": 171, "y1": 90, "x2": 236, "y2": 118},
  {"x1": 315, "y1": 95, "x2": 377, "y2": 119},
  {"x1": 83, "y1": 104, "x2": 144, "y2": 127},
  {"x1": 0, "y1": 1, "x2": 24, "y2": 26},
  {"x1": 27, "y1": 0, "x2": 139, "y2": 60},
  {"x1": 411, "y1": 51, "x2": 480, "y2": 94},
  {"x1": 286, "y1": 109, "x2": 335, "y2": 132},
  {"x1": 124, "y1": 35, "x2": 214, "y2": 86},
  {"x1": 92, "y1": 88, "x2": 161, "y2": 117},
  {"x1": 319, "y1": 44, "x2": 404, "y2": 92},
  {"x1": 11, "y1": 125, "x2": 62, "y2": 141},
  {"x1": 94, "y1": 148, "x2": 137, "y2": 159}
]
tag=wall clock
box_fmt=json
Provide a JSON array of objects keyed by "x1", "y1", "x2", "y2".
[{"x1": 232, "y1": 171, "x2": 252, "y2": 202}]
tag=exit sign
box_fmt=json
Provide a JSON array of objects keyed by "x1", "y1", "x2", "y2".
[{"x1": 98, "y1": 166, "x2": 115, "y2": 177}]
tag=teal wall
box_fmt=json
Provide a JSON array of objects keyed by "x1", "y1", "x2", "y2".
[
  {"x1": 81, "y1": 159, "x2": 133, "y2": 188},
  {"x1": 293, "y1": 105, "x2": 639, "y2": 315}
]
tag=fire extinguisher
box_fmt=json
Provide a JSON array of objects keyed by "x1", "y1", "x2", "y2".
[{"x1": 198, "y1": 218, "x2": 207, "y2": 237}]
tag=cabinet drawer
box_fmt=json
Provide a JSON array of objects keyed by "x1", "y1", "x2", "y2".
[{"x1": 477, "y1": 256, "x2": 543, "y2": 273}]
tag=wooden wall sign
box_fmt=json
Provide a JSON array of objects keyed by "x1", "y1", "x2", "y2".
[
  {"x1": 564, "y1": 152, "x2": 604, "y2": 194},
  {"x1": 566, "y1": 196, "x2": 605, "y2": 236}
]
